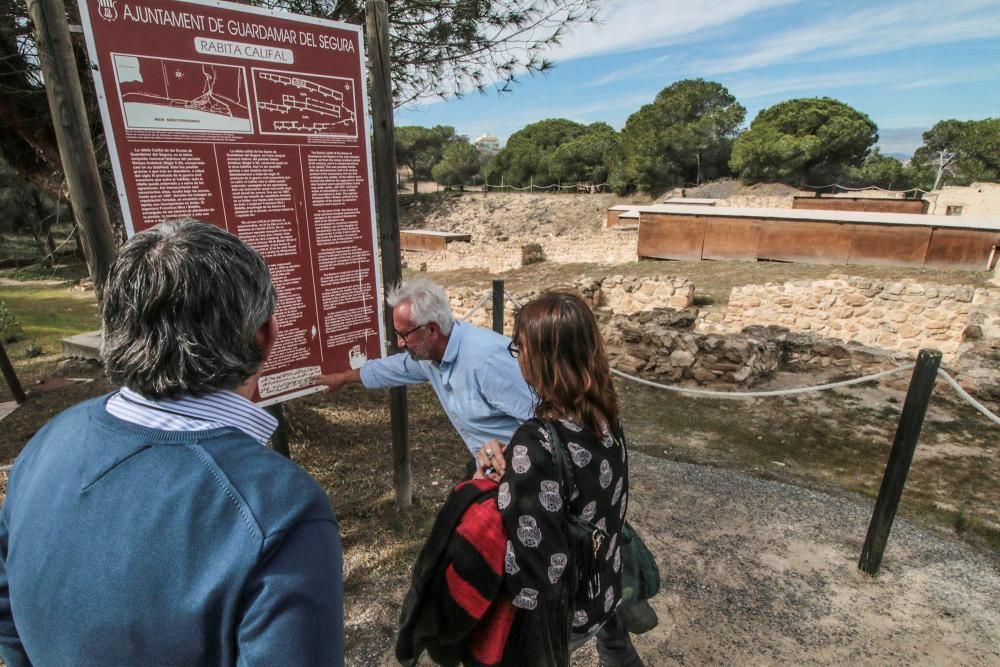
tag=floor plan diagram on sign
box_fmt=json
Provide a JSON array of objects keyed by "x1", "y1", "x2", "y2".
[
  {"x1": 112, "y1": 54, "x2": 253, "y2": 133},
  {"x1": 252, "y1": 68, "x2": 358, "y2": 139}
]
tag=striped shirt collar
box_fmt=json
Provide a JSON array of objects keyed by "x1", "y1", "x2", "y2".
[{"x1": 105, "y1": 387, "x2": 278, "y2": 446}]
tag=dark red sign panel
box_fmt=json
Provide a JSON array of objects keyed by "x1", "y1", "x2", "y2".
[{"x1": 79, "y1": 0, "x2": 384, "y2": 405}]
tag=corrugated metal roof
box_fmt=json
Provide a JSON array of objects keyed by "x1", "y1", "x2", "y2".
[
  {"x1": 661, "y1": 197, "x2": 717, "y2": 205},
  {"x1": 629, "y1": 204, "x2": 1000, "y2": 231},
  {"x1": 399, "y1": 230, "x2": 471, "y2": 238}
]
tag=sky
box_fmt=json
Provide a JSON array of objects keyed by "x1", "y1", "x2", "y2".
[{"x1": 394, "y1": 0, "x2": 1000, "y2": 158}]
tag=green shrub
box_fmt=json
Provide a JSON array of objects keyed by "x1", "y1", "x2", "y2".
[{"x1": 0, "y1": 301, "x2": 23, "y2": 343}]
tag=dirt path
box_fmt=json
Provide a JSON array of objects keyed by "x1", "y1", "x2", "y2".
[
  {"x1": 360, "y1": 453, "x2": 1000, "y2": 666},
  {"x1": 588, "y1": 453, "x2": 1000, "y2": 665}
]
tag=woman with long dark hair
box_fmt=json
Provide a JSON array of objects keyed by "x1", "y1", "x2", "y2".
[{"x1": 490, "y1": 291, "x2": 641, "y2": 666}]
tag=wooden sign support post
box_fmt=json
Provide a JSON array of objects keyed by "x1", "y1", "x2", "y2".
[
  {"x1": 28, "y1": 0, "x2": 118, "y2": 300},
  {"x1": 366, "y1": 0, "x2": 411, "y2": 509},
  {"x1": 266, "y1": 405, "x2": 291, "y2": 459},
  {"x1": 0, "y1": 342, "x2": 27, "y2": 405}
]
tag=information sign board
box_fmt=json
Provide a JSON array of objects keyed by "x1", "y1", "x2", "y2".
[{"x1": 78, "y1": 0, "x2": 384, "y2": 405}]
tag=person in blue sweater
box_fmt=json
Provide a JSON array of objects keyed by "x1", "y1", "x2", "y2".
[{"x1": 0, "y1": 219, "x2": 344, "y2": 666}]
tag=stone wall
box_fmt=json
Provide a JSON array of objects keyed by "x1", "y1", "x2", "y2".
[
  {"x1": 435, "y1": 274, "x2": 999, "y2": 393},
  {"x1": 601, "y1": 311, "x2": 780, "y2": 386},
  {"x1": 445, "y1": 274, "x2": 694, "y2": 334},
  {"x1": 699, "y1": 275, "x2": 999, "y2": 359},
  {"x1": 403, "y1": 227, "x2": 639, "y2": 273}
]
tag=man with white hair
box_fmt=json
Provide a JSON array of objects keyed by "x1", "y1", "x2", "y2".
[{"x1": 315, "y1": 277, "x2": 533, "y2": 458}]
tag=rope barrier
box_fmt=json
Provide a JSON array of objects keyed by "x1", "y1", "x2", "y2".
[
  {"x1": 612, "y1": 362, "x2": 1000, "y2": 426},
  {"x1": 460, "y1": 291, "x2": 492, "y2": 322},
  {"x1": 936, "y1": 369, "x2": 1000, "y2": 427},
  {"x1": 504, "y1": 290, "x2": 525, "y2": 309},
  {"x1": 610, "y1": 365, "x2": 913, "y2": 398},
  {"x1": 481, "y1": 182, "x2": 610, "y2": 192},
  {"x1": 803, "y1": 183, "x2": 930, "y2": 195}
]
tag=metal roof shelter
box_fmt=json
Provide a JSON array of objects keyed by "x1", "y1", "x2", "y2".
[
  {"x1": 633, "y1": 205, "x2": 1000, "y2": 270},
  {"x1": 792, "y1": 195, "x2": 928, "y2": 215},
  {"x1": 399, "y1": 230, "x2": 471, "y2": 252},
  {"x1": 661, "y1": 197, "x2": 718, "y2": 205}
]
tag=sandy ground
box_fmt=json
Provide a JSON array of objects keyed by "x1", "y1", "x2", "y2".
[
  {"x1": 363, "y1": 453, "x2": 1000, "y2": 666},
  {"x1": 612, "y1": 455, "x2": 999, "y2": 666}
]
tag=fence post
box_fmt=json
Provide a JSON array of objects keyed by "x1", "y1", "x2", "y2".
[
  {"x1": 0, "y1": 342, "x2": 26, "y2": 404},
  {"x1": 492, "y1": 279, "x2": 504, "y2": 334},
  {"x1": 858, "y1": 349, "x2": 942, "y2": 575}
]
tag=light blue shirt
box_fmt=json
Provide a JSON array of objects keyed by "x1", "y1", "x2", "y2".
[{"x1": 359, "y1": 321, "x2": 535, "y2": 455}]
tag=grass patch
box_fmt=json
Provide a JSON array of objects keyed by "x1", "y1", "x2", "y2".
[
  {"x1": 0, "y1": 283, "x2": 101, "y2": 401},
  {"x1": 0, "y1": 225, "x2": 85, "y2": 283},
  {"x1": 0, "y1": 262, "x2": 90, "y2": 283},
  {"x1": 618, "y1": 376, "x2": 997, "y2": 553}
]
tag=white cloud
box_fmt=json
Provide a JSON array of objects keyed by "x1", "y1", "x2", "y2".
[
  {"x1": 691, "y1": 0, "x2": 1000, "y2": 74},
  {"x1": 584, "y1": 53, "x2": 683, "y2": 88},
  {"x1": 727, "y1": 68, "x2": 910, "y2": 99},
  {"x1": 544, "y1": 0, "x2": 802, "y2": 63},
  {"x1": 894, "y1": 64, "x2": 1000, "y2": 90}
]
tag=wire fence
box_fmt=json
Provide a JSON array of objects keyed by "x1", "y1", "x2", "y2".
[
  {"x1": 801, "y1": 183, "x2": 930, "y2": 196},
  {"x1": 480, "y1": 181, "x2": 611, "y2": 194}
]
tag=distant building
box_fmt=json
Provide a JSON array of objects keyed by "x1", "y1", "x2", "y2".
[{"x1": 473, "y1": 133, "x2": 500, "y2": 157}]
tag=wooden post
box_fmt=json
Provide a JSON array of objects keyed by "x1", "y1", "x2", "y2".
[
  {"x1": 28, "y1": 0, "x2": 118, "y2": 301},
  {"x1": 858, "y1": 349, "x2": 942, "y2": 575},
  {"x1": 265, "y1": 404, "x2": 291, "y2": 458},
  {"x1": 492, "y1": 279, "x2": 504, "y2": 334},
  {"x1": 366, "y1": 0, "x2": 411, "y2": 509},
  {"x1": 0, "y1": 342, "x2": 27, "y2": 405}
]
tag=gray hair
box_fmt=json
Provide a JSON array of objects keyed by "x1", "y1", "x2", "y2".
[
  {"x1": 101, "y1": 219, "x2": 277, "y2": 398},
  {"x1": 386, "y1": 277, "x2": 454, "y2": 335}
]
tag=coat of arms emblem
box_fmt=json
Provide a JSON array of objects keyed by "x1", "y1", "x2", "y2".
[{"x1": 97, "y1": 0, "x2": 118, "y2": 22}]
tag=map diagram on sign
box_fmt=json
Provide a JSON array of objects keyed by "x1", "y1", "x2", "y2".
[
  {"x1": 252, "y1": 68, "x2": 358, "y2": 139},
  {"x1": 112, "y1": 54, "x2": 252, "y2": 133}
]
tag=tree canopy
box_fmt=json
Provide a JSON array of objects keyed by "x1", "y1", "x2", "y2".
[
  {"x1": 912, "y1": 118, "x2": 1000, "y2": 189},
  {"x1": 487, "y1": 118, "x2": 608, "y2": 186},
  {"x1": 431, "y1": 139, "x2": 482, "y2": 189},
  {"x1": 611, "y1": 79, "x2": 745, "y2": 192},
  {"x1": 547, "y1": 122, "x2": 620, "y2": 184},
  {"x1": 729, "y1": 97, "x2": 878, "y2": 186},
  {"x1": 395, "y1": 125, "x2": 456, "y2": 194},
  {"x1": 843, "y1": 149, "x2": 923, "y2": 191}
]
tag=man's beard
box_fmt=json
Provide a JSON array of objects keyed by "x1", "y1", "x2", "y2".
[{"x1": 406, "y1": 344, "x2": 431, "y2": 361}]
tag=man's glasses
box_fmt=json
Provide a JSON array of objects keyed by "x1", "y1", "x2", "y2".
[
  {"x1": 507, "y1": 340, "x2": 519, "y2": 358},
  {"x1": 394, "y1": 323, "x2": 426, "y2": 341}
]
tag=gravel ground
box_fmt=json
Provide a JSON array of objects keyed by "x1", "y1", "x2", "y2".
[
  {"x1": 611, "y1": 453, "x2": 1000, "y2": 666},
  {"x1": 366, "y1": 453, "x2": 1000, "y2": 666}
]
